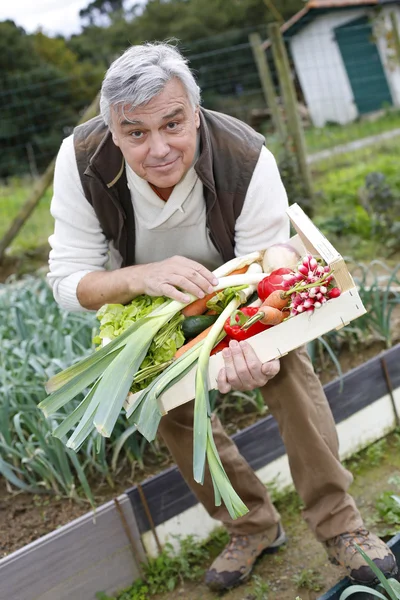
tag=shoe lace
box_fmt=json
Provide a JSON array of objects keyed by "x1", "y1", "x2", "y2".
[
  {"x1": 331, "y1": 528, "x2": 373, "y2": 556},
  {"x1": 222, "y1": 534, "x2": 249, "y2": 560}
]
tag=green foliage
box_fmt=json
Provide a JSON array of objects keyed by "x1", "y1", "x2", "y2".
[
  {"x1": 345, "y1": 438, "x2": 388, "y2": 475},
  {"x1": 210, "y1": 387, "x2": 267, "y2": 426},
  {"x1": 97, "y1": 528, "x2": 230, "y2": 599},
  {"x1": 111, "y1": 535, "x2": 211, "y2": 598},
  {"x1": 376, "y1": 491, "x2": 400, "y2": 527},
  {"x1": 0, "y1": 179, "x2": 53, "y2": 253},
  {"x1": 0, "y1": 276, "x2": 157, "y2": 498},
  {"x1": 359, "y1": 172, "x2": 400, "y2": 254},
  {"x1": 278, "y1": 148, "x2": 314, "y2": 217},
  {"x1": 305, "y1": 109, "x2": 400, "y2": 154},
  {"x1": 350, "y1": 260, "x2": 400, "y2": 348},
  {"x1": 0, "y1": 21, "x2": 102, "y2": 178},
  {"x1": 248, "y1": 574, "x2": 270, "y2": 599},
  {"x1": 292, "y1": 568, "x2": 324, "y2": 592}
]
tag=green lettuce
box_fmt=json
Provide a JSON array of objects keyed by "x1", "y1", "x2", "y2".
[{"x1": 93, "y1": 295, "x2": 185, "y2": 393}]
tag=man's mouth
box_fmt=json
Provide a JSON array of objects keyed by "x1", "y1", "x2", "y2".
[{"x1": 146, "y1": 158, "x2": 179, "y2": 170}]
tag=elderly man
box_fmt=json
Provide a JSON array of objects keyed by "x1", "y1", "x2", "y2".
[{"x1": 48, "y1": 42, "x2": 397, "y2": 591}]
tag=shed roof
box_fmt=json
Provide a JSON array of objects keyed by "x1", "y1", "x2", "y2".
[{"x1": 261, "y1": 0, "x2": 396, "y2": 46}]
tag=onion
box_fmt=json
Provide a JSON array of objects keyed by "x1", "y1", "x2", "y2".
[{"x1": 262, "y1": 243, "x2": 300, "y2": 273}]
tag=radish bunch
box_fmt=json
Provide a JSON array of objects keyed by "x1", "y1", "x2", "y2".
[{"x1": 281, "y1": 253, "x2": 341, "y2": 316}]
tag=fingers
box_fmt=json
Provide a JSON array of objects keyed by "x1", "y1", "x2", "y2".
[
  {"x1": 166, "y1": 272, "x2": 214, "y2": 299},
  {"x1": 159, "y1": 283, "x2": 193, "y2": 304},
  {"x1": 261, "y1": 358, "x2": 280, "y2": 378},
  {"x1": 143, "y1": 256, "x2": 219, "y2": 302},
  {"x1": 221, "y1": 340, "x2": 280, "y2": 391},
  {"x1": 182, "y1": 258, "x2": 219, "y2": 288},
  {"x1": 217, "y1": 367, "x2": 232, "y2": 394}
]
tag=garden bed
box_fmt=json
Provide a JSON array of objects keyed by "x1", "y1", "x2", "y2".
[{"x1": 0, "y1": 335, "x2": 398, "y2": 560}]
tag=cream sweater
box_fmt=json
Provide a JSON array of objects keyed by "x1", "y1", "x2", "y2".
[{"x1": 48, "y1": 134, "x2": 290, "y2": 311}]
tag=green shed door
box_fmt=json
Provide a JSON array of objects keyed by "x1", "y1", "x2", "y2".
[{"x1": 334, "y1": 16, "x2": 392, "y2": 114}]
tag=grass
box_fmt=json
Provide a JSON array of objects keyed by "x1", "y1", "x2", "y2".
[
  {"x1": 310, "y1": 136, "x2": 400, "y2": 262},
  {"x1": 265, "y1": 108, "x2": 400, "y2": 157},
  {"x1": 304, "y1": 108, "x2": 400, "y2": 154},
  {"x1": 0, "y1": 177, "x2": 54, "y2": 255},
  {"x1": 311, "y1": 136, "x2": 400, "y2": 195}
]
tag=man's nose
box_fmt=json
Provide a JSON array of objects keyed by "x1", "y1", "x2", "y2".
[{"x1": 149, "y1": 132, "x2": 170, "y2": 158}]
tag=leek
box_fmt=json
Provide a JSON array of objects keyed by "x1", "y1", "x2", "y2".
[
  {"x1": 41, "y1": 254, "x2": 264, "y2": 472},
  {"x1": 193, "y1": 263, "x2": 262, "y2": 518}
]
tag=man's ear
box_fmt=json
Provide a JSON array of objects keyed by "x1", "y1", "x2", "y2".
[
  {"x1": 111, "y1": 130, "x2": 120, "y2": 147},
  {"x1": 194, "y1": 106, "x2": 200, "y2": 129}
]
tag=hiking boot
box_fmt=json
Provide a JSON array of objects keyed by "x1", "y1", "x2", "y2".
[
  {"x1": 324, "y1": 527, "x2": 398, "y2": 584},
  {"x1": 204, "y1": 523, "x2": 287, "y2": 591}
]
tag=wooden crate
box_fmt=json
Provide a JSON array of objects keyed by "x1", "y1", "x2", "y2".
[{"x1": 125, "y1": 203, "x2": 366, "y2": 415}]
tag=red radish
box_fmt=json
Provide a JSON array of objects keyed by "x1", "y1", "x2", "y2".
[
  {"x1": 257, "y1": 268, "x2": 293, "y2": 301},
  {"x1": 328, "y1": 287, "x2": 341, "y2": 299}
]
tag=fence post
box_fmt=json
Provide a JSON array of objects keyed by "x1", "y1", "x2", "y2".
[
  {"x1": 249, "y1": 32, "x2": 286, "y2": 142},
  {"x1": 390, "y1": 11, "x2": 400, "y2": 66},
  {"x1": 0, "y1": 94, "x2": 100, "y2": 263},
  {"x1": 268, "y1": 23, "x2": 314, "y2": 201}
]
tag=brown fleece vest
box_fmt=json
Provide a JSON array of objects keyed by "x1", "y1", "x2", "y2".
[{"x1": 73, "y1": 108, "x2": 265, "y2": 267}]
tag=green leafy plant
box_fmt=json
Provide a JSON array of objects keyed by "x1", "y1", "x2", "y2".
[
  {"x1": 339, "y1": 543, "x2": 400, "y2": 599},
  {"x1": 0, "y1": 276, "x2": 156, "y2": 500},
  {"x1": 248, "y1": 574, "x2": 270, "y2": 599},
  {"x1": 350, "y1": 260, "x2": 400, "y2": 348},
  {"x1": 105, "y1": 534, "x2": 219, "y2": 599},
  {"x1": 359, "y1": 172, "x2": 400, "y2": 255},
  {"x1": 292, "y1": 568, "x2": 324, "y2": 592}
]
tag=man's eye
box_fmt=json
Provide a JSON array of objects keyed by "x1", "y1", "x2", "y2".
[
  {"x1": 131, "y1": 131, "x2": 144, "y2": 139},
  {"x1": 166, "y1": 122, "x2": 178, "y2": 130}
]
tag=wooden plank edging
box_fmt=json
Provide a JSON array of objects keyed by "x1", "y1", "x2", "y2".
[{"x1": 0, "y1": 494, "x2": 146, "y2": 600}]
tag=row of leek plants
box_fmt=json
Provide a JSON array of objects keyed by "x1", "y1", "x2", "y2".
[
  {"x1": 307, "y1": 260, "x2": 400, "y2": 378},
  {"x1": 0, "y1": 276, "x2": 153, "y2": 503}
]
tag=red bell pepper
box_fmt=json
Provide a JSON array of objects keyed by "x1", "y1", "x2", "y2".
[
  {"x1": 223, "y1": 306, "x2": 270, "y2": 342},
  {"x1": 257, "y1": 268, "x2": 293, "y2": 301}
]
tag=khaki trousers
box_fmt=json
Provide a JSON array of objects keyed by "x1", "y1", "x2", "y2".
[{"x1": 157, "y1": 346, "x2": 363, "y2": 542}]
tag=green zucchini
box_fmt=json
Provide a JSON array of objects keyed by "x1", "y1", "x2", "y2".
[{"x1": 181, "y1": 314, "x2": 218, "y2": 339}]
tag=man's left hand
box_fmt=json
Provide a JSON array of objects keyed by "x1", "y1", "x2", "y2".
[{"x1": 217, "y1": 340, "x2": 280, "y2": 394}]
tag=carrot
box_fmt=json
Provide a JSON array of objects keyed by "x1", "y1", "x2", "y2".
[
  {"x1": 182, "y1": 291, "x2": 216, "y2": 318},
  {"x1": 263, "y1": 290, "x2": 289, "y2": 311},
  {"x1": 174, "y1": 325, "x2": 214, "y2": 359},
  {"x1": 181, "y1": 265, "x2": 250, "y2": 317},
  {"x1": 259, "y1": 306, "x2": 285, "y2": 326}
]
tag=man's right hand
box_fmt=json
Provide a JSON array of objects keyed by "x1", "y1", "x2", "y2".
[
  {"x1": 138, "y1": 256, "x2": 219, "y2": 304},
  {"x1": 77, "y1": 256, "x2": 219, "y2": 310}
]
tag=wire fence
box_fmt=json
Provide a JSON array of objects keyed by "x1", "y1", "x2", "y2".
[{"x1": 1, "y1": 10, "x2": 400, "y2": 264}]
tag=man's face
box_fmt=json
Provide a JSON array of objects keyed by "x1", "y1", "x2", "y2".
[{"x1": 111, "y1": 78, "x2": 200, "y2": 189}]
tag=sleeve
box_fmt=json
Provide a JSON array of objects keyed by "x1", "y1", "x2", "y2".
[
  {"x1": 234, "y1": 146, "x2": 290, "y2": 257},
  {"x1": 47, "y1": 134, "x2": 111, "y2": 312}
]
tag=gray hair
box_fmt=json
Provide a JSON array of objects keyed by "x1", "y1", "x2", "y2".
[{"x1": 100, "y1": 42, "x2": 201, "y2": 128}]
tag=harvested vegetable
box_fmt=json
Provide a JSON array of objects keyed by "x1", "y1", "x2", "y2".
[
  {"x1": 174, "y1": 324, "x2": 215, "y2": 359},
  {"x1": 193, "y1": 262, "x2": 262, "y2": 516},
  {"x1": 181, "y1": 314, "x2": 218, "y2": 339},
  {"x1": 40, "y1": 252, "x2": 265, "y2": 455},
  {"x1": 262, "y1": 242, "x2": 300, "y2": 273},
  {"x1": 257, "y1": 268, "x2": 293, "y2": 301},
  {"x1": 181, "y1": 265, "x2": 249, "y2": 317},
  {"x1": 223, "y1": 306, "x2": 270, "y2": 341}
]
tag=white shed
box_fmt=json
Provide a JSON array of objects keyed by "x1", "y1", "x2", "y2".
[{"x1": 270, "y1": 0, "x2": 400, "y2": 126}]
